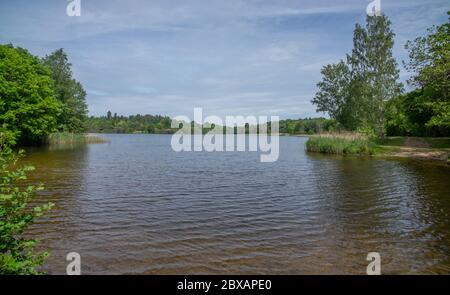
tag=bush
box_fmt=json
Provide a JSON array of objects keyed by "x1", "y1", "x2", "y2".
[{"x1": 0, "y1": 134, "x2": 53, "y2": 274}]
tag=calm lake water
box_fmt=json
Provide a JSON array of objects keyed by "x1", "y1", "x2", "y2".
[{"x1": 24, "y1": 134, "x2": 450, "y2": 274}]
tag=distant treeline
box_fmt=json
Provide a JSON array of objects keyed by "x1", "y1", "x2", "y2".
[
  {"x1": 87, "y1": 113, "x2": 339, "y2": 135},
  {"x1": 87, "y1": 113, "x2": 174, "y2": 134},
  {"x1": 0, "y1": 45, "x2": 88, "y2": 145}
]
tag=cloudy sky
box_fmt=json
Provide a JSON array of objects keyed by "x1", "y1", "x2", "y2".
[{"x1": 0, "y1": 0, "x2": 448, "y2": 118}]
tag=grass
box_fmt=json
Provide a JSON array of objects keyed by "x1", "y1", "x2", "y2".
[
  {"x1": 306, "y1": 133, "x2": 449, "y2": 163},
  {"x1": 424, "y1": 138, "x2": 450, "y2": 149},
  {"x1": 382, "y1": 137, "x2": 450, "y2": 149},
  {"x1": 382, "y1": 137, "x2": 406, "y2": 147},
  {"x1": 306, "y1": 133, "x2": 376, "y2": 155},
  {"x1": 46, "y1": 133, "x2": 109, "y2": 145}
]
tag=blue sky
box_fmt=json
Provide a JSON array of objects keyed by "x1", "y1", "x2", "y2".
[{"x1": 0, "y1": 0, "x2": 448, "y2": 118}]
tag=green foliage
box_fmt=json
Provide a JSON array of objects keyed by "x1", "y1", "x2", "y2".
[
  {"x1": 306, "y1": 133, "x2": 375, "y2": 155},
  {"x1": 404, "y1": 12, "x2": 450, "y2": 100},
  {"x1": 311, "y1": 61, "x2": 354, "y2": 129},
  {"x1": 0, "y1": 135, "x2": 53, "y2": 274},
  {"x1": 384, "y1": 93, "x2": 413, "y2": 136},
  {"x1": 0, "y1": 44, "x2": 62, "y2": 144},
  {"x1": 400, "y1": 12, "x2": 450, "y2": 136},
  {"x1": 385, "y1": 90, "x2": 450, "y2": 137},
  {"x1": 42, "y1": 49, "x2": 88, "y2": 133},
  {"x1": 362, "y1": 15, "x2": 402, "y2": 138}
]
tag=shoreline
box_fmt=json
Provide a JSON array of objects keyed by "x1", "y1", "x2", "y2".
[{"x1": 303, "y1": 134, "x2": 450, "y2": 164}]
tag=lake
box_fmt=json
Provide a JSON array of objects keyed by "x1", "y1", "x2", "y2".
[{"x1": 24, "y1": 134, "x2": 450, "y2": 274}]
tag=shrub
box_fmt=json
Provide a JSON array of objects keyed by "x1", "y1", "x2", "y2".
[{"x1": 0, "y1": 134, "x2": 53, "y2": 274}]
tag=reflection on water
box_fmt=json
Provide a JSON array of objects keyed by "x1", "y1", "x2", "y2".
[{"x1": 23, "y1": 135, "x2": 450, "y2": 274}]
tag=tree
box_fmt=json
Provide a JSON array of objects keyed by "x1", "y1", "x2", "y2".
[
  {"x1": 312, "y1": 15, "x2": 402, "y2": 138},
  {"x1": 345, "y1": 23, "x2": 372, "y2": 131},
  {"x1": 348, "y1": 15, "x2": 402, "y2": 138},
  {"x1": 312, "y1": 61, "x2": 357, "y2": 129},
  {"x1": 365, "y1": 15, "x2": 402, "y2": 139},
  {"x1": 42, "y1": 49, "x2": 88, "y2": 133},
  {"x1": 0, "y1": 134, "x2": 54, "y2": 274},
  {"x1": 405, "y1": 12, "x2": 450, "y2": 100},
  {"x1": 0, "y1": 44, "x2": 61, "y2": 144},
  {"x1": 403, "y1": 12, "x2": 450, "y2": 135}
]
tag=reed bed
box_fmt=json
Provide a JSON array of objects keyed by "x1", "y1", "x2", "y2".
[
  {"x1": 306, "y1": 132, "x2": 375, "y2": 155},
  {"x1": 46, "y1": 133, "x2": 109, "y2": 145}
]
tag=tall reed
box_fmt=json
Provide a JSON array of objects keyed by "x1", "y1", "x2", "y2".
[
  {"x1": 46, "y1": 133, "x2": 108, "y2": 145},
  {"x1": 306, "y1": 132, "x2": 375, "y2": 155}
]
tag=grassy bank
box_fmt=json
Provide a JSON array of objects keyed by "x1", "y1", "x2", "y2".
[
  {"x1": 306, "y1": 133, "x2": 377, "y2": 155},
  {"x1": 306, "y1": 133, "x2": 449, "y2": 163},
  {"x1": 46, "y1": 133, "x2": 109, "y2": 145}
]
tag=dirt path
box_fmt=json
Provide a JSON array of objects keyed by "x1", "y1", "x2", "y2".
[
  {"x1": 383, "y1": 137, "x2": 448, "y2": 163},
  {"x1": 387, "y1": 147, "x2": 448, "y2": 162}
]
